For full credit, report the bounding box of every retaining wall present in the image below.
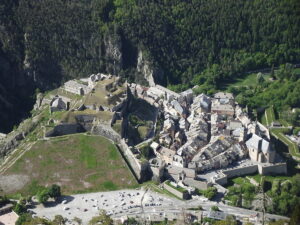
[222,165,258,178]
[163,182,189,200]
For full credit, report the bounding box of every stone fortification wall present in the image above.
[46,124,85,137]
[214,175,228,186]
[91,123,147,182]
[118,139,143,181]
[162,182,189,200]
[91,124,121,143]
[214,162,287,186]
[222,165,258,178]
[258,163,287,175]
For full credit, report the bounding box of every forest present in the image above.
[0,0,300,131]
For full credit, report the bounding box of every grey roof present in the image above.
[167,165,196,178]
[51,97,66,109]
[261,139,270,153]
[214,92,234,100]
[232,127,244,137]
[246,134,270,153]
[246,134,261,150]
[206,211,227,220]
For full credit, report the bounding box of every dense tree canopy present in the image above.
[114,0,300,86]
[1,0,299,85]
[0,0,300,131]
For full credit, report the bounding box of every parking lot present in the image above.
[31,188,183,224]
[30,187,289,224]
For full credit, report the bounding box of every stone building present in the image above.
[64,80,92,96]
[50,96,68,112]
[246,134,275,163]
[211,99,235,116]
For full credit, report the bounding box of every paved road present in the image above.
[31,189,288,225]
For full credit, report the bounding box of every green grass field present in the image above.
[247,174,292,183]
[223,72,271,91]
[260,112,267,126]
[293,68,300,75]
[3,134,138,195]
[265,106,276,126]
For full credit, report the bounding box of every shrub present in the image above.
[211,206,219,211]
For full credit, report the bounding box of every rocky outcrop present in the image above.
[0,115,39,158]
[136,50,164,86]
[104,31,123,75]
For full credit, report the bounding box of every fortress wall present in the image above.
[258,163,287,175]
[91,123,144,182]
[214,176,228,186]
[222,165,258,178]
[90,124,121,143]
[214,163,287,186]
[162,182,188,199]
[45,124,84,137]
[118,139,143,181]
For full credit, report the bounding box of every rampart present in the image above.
[90,123,146,182]
[258,163,287,175]
[214,162,287,186]
[163,182,189,200]
[46,124,85,137]
[222,165,258,178]
[91,123,121,143]
[118,139,147,182]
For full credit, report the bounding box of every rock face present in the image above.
[0,130,27,158]
[136,50,155,86]
[136,50,164,86]
[104,32,123,75]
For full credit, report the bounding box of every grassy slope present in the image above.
[222,73,271,90]
[4,134,138,195]
[271,128,300,159]
[265,106,275,126]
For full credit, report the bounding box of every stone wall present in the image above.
[46,124,85,137]
[91,124,121,143]
[214,175,228,186]
[163,182,189,200]
[91,123,148,182]
[214,162,287,186]
[222,165,258,178]
[258,163,287,175]
[118,139,143,181]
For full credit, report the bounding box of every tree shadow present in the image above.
[29,195,75,208]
